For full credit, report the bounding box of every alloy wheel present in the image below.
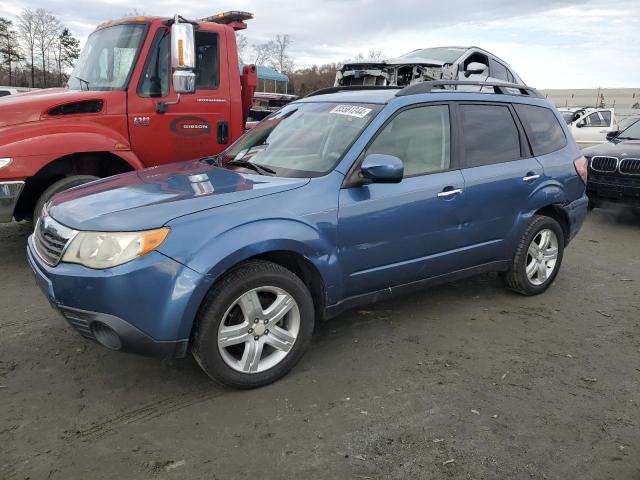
[525,228,559,286]
[217,286,300,373]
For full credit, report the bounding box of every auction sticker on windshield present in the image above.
[330,105,373,118]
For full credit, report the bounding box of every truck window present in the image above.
[489,58,509,81]
[138,30,170,97]
[195,32,219,90]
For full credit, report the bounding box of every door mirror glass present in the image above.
[465,62,487,77]
[360,154,404,184]
[171,22,196,94]
[171,23,195,69]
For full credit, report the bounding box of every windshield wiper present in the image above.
[226,160,276,175]
[70,75,91,91]
[200,154,221,165]
[617,136,639,140]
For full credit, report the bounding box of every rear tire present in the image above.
[33,175,99,224]
[501,215,564,296]
[192,260,315,388]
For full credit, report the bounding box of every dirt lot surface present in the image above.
[1,209,639,480]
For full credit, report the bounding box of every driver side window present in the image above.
[364,106,451,177]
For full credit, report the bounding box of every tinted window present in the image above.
[138,30,169,97]
[365,105,451,176]
[195,32,219,89]
[489,59,509,81]
[460,104,521,167]
[514,104,567,156]
[0,91,10,97]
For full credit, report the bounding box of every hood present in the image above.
[48,160,310,231]
[0,88,105,128]
[583,138,640,158]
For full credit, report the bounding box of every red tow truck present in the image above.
[0,11,257,223]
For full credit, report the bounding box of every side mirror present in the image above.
[464,62,487,77]
[171,21,196,94]
[576,120,585,128]
[606,130,619,141]
[360,154,404,184]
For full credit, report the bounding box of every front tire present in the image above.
[33,175,99,224]
[192,260,315,388]
[502,215,564,296]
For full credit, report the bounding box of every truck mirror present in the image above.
[171,22,196,70]
[171,20,196,94]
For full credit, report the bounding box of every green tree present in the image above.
[54,28,80,85]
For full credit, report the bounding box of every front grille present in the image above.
[620,158,640,175]
[33,214,76,266]
[589,173,640,187]
[590,156,618,173]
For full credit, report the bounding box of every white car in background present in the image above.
[0,88,19,98]
[558,107,618,148]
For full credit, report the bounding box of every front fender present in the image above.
[0,122,142,179]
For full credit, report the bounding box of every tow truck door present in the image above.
[128,27,232,167]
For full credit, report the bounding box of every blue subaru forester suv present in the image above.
[28,81,589,388]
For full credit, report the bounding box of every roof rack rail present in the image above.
[305,85,400,98]
[396,81,542,98]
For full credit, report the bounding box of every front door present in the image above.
[338,104,469,298]
[128,28,231,167]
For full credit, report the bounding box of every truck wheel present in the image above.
[501,215,565,296]
[192,260,315,388]
[33,175,99,224]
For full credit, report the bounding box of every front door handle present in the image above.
[217,120,229,144]
[437,188,463,198]
[522,174,540,182]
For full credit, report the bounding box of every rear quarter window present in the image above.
[514,104,567,156]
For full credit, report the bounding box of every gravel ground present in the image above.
[1,208,639,480]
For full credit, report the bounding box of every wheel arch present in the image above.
[14,151,137,221]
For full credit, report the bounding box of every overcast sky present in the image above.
[1,0,638,88]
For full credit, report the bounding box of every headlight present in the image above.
[62,228,170,269]
[0,158,13,169]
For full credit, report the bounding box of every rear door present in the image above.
[454,102,543,264]
[128,27,231,167]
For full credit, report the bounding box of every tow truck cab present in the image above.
[0,12,257,223]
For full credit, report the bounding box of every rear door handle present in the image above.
[522,174,540,182]
[437,188,463,198]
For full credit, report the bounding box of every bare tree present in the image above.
[252,42,273,66]
[34,8,62,87]
[269,34,293,73]
[368,50,385,60]
[236,33,248,64]
[17,9,37,87]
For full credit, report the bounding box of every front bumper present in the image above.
[0,181,24,222]
[587,172,640,206]
[26,236,210,358]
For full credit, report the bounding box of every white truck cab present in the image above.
[559,107,618,148]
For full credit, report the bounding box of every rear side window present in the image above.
[365,105,451,177]
[514,104,567,156]
[195,32,219,89]
[459,104,521,167]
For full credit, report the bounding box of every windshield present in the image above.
[399,47,466,63]
[618,116,639,131]
[67,24,147,91]
[221,102,382,177]
[618,120,640,140]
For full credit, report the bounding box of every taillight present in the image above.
[574,156,588,183]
